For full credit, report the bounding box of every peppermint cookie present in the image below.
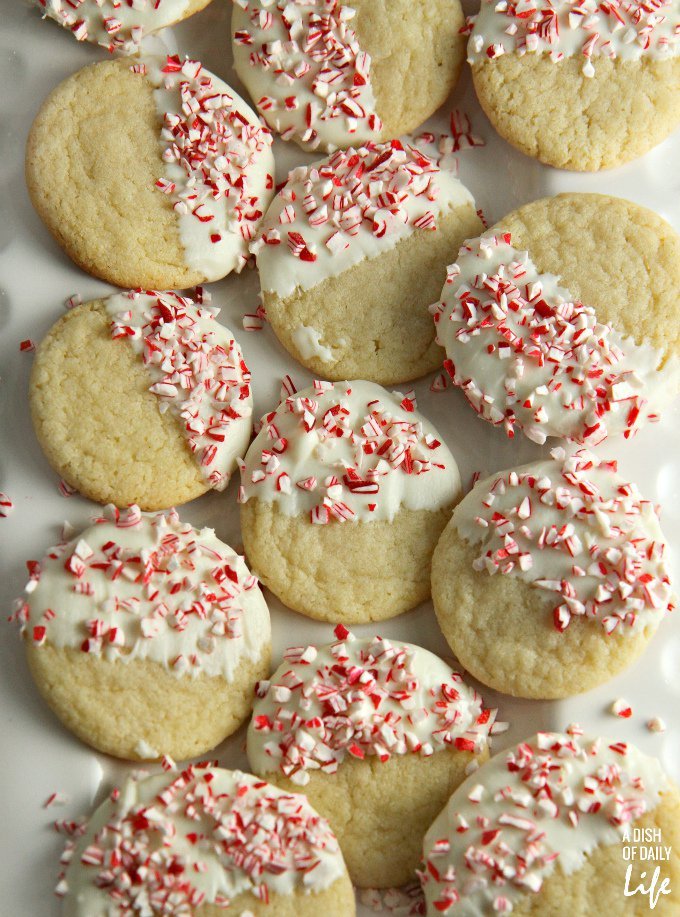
[255,143,482,384]
[59,764,355,915]
[433,193,680,445]
[468,0,680,170]
[232,0,466,152]
[30,290,252,510]
[240,380,461,623]
[35,0,212,54]
[421,730,680,915]
[26,56,274,289]
[431,449,674,699]
[247,631,493,888]
[13,506,271,761]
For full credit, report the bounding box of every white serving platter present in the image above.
[1,1,679,913]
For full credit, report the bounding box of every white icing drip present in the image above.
[468,0,680,77]
[238,380,461,523]
[143,55,275,279]
[231,0,382,152]
[454,449,674,636]
[421,731,672,915]
[19,507,271,680]
[253,142,475,301]
[37,0,190,53]
[62,766,346,914]
[247,635,490,785]
[291,325,335,362]
[105,290,253,491]
[433,232,678,445]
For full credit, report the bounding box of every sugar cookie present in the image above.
[468,0,680,170]
[34,0,212,54]
[13,506,271,761]
[247,630,492,888]
[422,729,680,915]
[254,142,482,384]
[30,290,252,510]
[26,56,274,289]
[232,0,466,152]
[431,449,674,698]
[59,763,355,915]
[433,193,680,445]
[240,380,461,623]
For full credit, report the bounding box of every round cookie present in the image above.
[431,449,674,699]
[35,0,213,54]
[239,380,462,623]
[468,0,680,171]
[13,505,271,761]
[433,193,680,446]
[421,729,680,915]
[26,56,274,289]
[254,142,482,384]
[247,630,493,888]
[58,763,355,915]
[30,289,253,510]
[232,0,466,153]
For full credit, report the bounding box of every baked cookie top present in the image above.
[35,0,208,54]
[421,728,672,914]
[468,0,680,77]
[253,141,474,301]
[59,764,346,912]
[453,447,674,636]
[12,505,270,680]
[433,230,678,445]
[238,380,460,523]
[248,628,493,785]
[232,0,382,151]
[107,289,252,491]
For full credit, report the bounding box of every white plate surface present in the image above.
[1,1,679,914]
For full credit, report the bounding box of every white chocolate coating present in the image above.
[144,55,274,280]
[433,231,678,446]
[454,448,674,636]
[61,765,346,914]
[248,633,491,785]
[254,142,475,301]
[238,380,461,524]
[232,0,381,152]
[16,506,271,680]
[105,290,253,492]
[468,0,680,77]
[422,730,672,915]
[36,0,191,53]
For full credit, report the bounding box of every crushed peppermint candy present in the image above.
[58,765,346,911]
[19,339,35,353]
[433,231,677,445]
[421,731,672,914]
[231,0,382,151]
[10,504,269,680]
[248,629,494,786]
[0,492,14,517]
[254,141,475,301]
[142,55,274,279]
[238,380,459,524]
[647,716,667,733]
[610,698,633,718]
[468,0,680,78]
[414,110,486,173]
[35,0,195,54]
[106,289,252,491]
[360,882,425,915]
[454,448,675,635]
